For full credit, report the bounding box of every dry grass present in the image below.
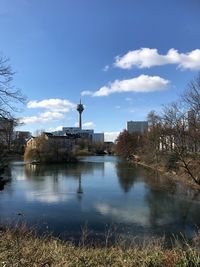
[0,225,200,267]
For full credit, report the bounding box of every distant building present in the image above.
[15,131,31,139]
[127,121,148,134]
[14,131,31,145]
[12,131,32,152]
[64,127,94,140]
[26,137,36,149]
[26,132,76,150]
[44,132,76,149]
[92,133,104,143]
[53,127,94,140]
[51,101,104,143]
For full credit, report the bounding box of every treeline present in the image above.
[116,74,200,186]
[73,139,115,156]
[24,132,115,164]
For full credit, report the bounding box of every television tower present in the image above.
[77,99,84,129]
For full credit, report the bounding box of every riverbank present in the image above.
[0,153,23,186]
[130,156,200,190]
[0,152,23,171]
[0,227,200,267]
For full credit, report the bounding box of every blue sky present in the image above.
[1,0,200,141]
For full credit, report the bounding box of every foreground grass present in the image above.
[0,227,200,267]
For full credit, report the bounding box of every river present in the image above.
[0,156,200,243]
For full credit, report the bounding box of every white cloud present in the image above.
[83,122,95,128]
[20,111,64,124]
[27,98,76,112]
[103,65,109,71]
[21,98,76,125]
[114,48,200,70]
[81,75,169,97]
[115,105,121,109]
[47,125,64,132]
[74,121,95,128]
[94,202,150,226]
[125,97,132,102]
[81,90,93,96]
[104,131,120,142]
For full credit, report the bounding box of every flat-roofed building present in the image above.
[26,132,76,150]
[127,121,148,134]
[50,101,103,143]
[53,127,94,141]
[92,133,104,143]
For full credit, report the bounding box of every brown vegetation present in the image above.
[73,139,115,156]
[24,134,77,164]
[116,74,200,186]
[0,226,200,267]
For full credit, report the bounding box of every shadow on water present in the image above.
[0,181,7,191]
[115,159,200,241]
[116,159,177,193]
[116,160,138,193]
[24,160,105,180]
[0,167,11,191]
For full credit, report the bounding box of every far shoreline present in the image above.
[129,157,200,191]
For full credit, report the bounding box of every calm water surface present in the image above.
[1,156,200,242]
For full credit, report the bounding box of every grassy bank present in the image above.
[129,153,200,190]
[1,227,200,267]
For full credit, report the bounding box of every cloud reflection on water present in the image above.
[26,192,71,204]
[94,202,150,226]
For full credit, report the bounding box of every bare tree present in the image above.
[0,56,25,119]
[0,56,25,168]
[183,73,200,113]
[182,73,200,153]
[147,110,162,163]
[162,102,200,185]
[116,130,144,159]
[0,118,17,150]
